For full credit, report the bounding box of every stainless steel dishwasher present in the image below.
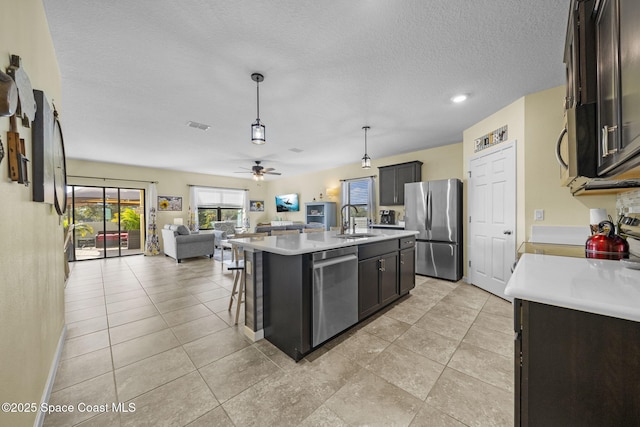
[311,246,359,347]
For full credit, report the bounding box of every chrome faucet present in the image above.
[340,204,359,234]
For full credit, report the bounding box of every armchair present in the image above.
[161,224,215,263]
[211,221,237,259]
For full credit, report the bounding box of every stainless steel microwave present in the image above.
[556,103,598,186]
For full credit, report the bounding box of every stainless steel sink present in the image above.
[334,233,377,238]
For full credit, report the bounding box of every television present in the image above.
[275,193,300,212]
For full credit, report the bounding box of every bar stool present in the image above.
[226,232,268,325]
[226,244,245,325]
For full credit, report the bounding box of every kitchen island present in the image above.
[505,254,640,426]
[230,229,418,361]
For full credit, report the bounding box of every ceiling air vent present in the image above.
[289,148,303,153]
[186,121,210,131]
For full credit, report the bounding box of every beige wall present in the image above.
[69,144,463,236]
[523,86,616,232]
[462,85,617,277]
[264,143,464,224]
[0,0,64,425]
[66,160,270,246]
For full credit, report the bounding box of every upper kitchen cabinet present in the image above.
[564,0,597,110]
[557,0,599,187]
[596,0,640,177]
[379,161,422,205]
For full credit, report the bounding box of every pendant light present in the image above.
[361,126,371,169]
[250,73,266,145]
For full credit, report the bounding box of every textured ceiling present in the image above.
[42,0,568,180]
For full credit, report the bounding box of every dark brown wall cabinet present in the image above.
[596,0,640,177]
[564,0,597,109]
[558,0,599,186]
[514,298,640,426]
[379,161,422,205]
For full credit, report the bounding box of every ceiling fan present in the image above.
[236,160,281,180]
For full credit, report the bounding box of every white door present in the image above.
[468,141,516,300]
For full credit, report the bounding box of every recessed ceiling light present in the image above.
[451,94,468,103]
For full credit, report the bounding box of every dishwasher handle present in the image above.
[312,254,357,269]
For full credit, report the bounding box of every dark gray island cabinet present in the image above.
[234,230,417,361]
[358,236,415,319]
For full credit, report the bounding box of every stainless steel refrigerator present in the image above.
[404,179,462,281]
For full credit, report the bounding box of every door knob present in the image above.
[503,230,512,235]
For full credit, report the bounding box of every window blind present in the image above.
[196,187,244,208]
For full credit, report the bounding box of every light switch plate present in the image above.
[534,209,544,221]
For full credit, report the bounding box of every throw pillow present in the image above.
[176,224,190,235]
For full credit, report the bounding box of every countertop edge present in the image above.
[505,253,640,323]
[229,230,419,256]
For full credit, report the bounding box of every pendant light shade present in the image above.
[251,73,266,145]
[361,126,371,169]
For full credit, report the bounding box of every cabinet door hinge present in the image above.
[469,216,471,223]
[468,260,471,267]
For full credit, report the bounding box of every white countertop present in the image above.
[505,253,640,322]
[229,229,418,256]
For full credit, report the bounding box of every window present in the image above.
[192,187,246,230]
[341,177,376,227]
[66,185,145,261]
[197,207,241,229]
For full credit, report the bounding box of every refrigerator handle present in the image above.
[427,190,432,231]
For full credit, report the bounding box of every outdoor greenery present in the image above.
[69,206,141,231]
[63,218,94,237]
[114,208,141,231]
[198,208,241,230]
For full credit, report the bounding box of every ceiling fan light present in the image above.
[251,119,265,145]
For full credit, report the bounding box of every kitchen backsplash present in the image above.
[617,189,640,214]
[617,189,640,257]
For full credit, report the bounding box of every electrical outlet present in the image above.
[534,209,544,221]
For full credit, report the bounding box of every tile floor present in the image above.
[44,254,514,427]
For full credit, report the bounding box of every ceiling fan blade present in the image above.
[262,167,276,172]
[265,171,282,175]
[234,171,253,174]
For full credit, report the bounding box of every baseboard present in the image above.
[243,325,264,342]
[34,324,66,427]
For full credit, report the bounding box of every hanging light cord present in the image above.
[256,80,260,121]
[364,127,368,155]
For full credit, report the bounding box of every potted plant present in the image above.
[117,208,141,249]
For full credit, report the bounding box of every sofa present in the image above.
[161,224,215,263]
[254,222,324,235]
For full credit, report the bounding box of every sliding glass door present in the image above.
[67,186,145,261]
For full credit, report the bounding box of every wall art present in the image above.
[250,200,264,212]
[158,195,182,211]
